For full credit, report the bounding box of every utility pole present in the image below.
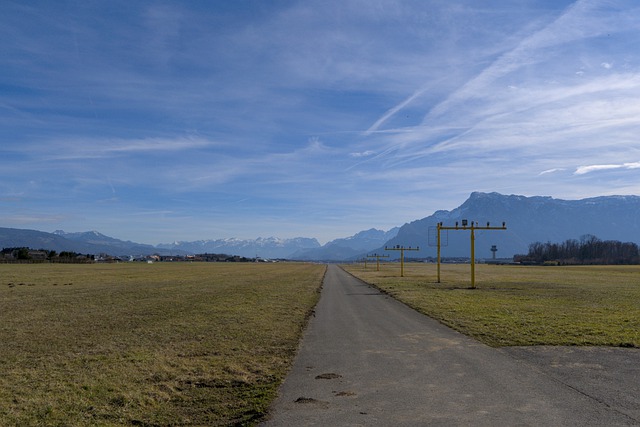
[367,253,389,271]
[384,245,419,277]
[436,221,506,288]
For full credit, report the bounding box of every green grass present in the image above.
[343,263,640,348]
[0,262,325,426]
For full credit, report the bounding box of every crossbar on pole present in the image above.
[436,221,507,288]
[384,245,420,277]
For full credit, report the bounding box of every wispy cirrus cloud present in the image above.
[539,168,566,176]
[3,1,640,244]
[575,162,640,175]
[421,0,639,123]
[350,150,375,158]
[358,0,640,193]
[20,136,221,161]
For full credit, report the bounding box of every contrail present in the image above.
[423,0,601,123]
[364,86,429,135]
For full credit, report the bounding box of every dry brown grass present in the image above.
[0,262,325,426]
[343,262,640,347]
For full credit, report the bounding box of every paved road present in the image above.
[262,265,639,426]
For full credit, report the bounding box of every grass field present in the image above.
[343,262,640,348]
[4,261,638,425]
[0,262,325,426]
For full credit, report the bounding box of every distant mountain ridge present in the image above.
[2,192,640,260]
[155,237,321,259]
[379,192,640,259]
[0,227,380,259]
[291,228,399,261]
[0,229,323,259]
[0,228,174,256]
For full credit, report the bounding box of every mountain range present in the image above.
[379,192,640,259]
[2,192,640,260]
[290,228,399,261]
[155,237,321,259]
[0,229,182,256]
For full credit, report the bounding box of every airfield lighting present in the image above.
[436,221,507,288]
[367,253,390,271]
[384,245,420,277]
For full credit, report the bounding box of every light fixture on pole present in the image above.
[436,221,507,288]
[384,245,420,277]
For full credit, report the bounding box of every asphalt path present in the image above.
[261,264,639,426]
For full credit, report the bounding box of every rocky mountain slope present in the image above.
[380,192,640,259]
[291,228,399,261]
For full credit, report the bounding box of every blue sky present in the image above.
[2,0,640,245]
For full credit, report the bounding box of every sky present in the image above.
[2,0,640,245]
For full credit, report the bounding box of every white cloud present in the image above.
[350,150,375,158]
[575,164,623,174]
[539,168,566,175]
[575,162,640,175]
[3,1,640,244]
[365,86,429,135]
[420,0,640,124]
[22,136,221,162]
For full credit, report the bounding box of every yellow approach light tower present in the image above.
[367,253,389,271]
[436,221,506,288]
[384,245,419,277]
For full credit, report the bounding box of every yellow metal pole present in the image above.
[384,246,419,277]
[367,254,389,271]
[437,221,506,287]
[437,223,441,283]
[470,224,475,288]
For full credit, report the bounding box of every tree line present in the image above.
[0,247,94,263]
[0,247,265,264]
[514,235,640,265]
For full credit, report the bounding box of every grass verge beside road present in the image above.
[342,263,640,348]
[0,262,325,426]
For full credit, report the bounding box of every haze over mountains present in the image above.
[291,228,400,261]
[380,192,640,259]
[156,237,321,259]
[2,192,640,260]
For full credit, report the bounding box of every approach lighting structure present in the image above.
[436,221,506,288]
[367,253,390,271]
[384,245,420,277]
